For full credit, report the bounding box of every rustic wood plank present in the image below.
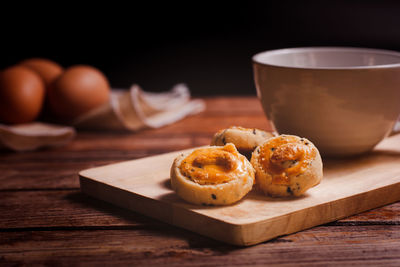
[66,134,194,151]
[1,226,400,266]
[0,190,156,229]
[0,140,209,190]
[338,202,400,223]
[202,97,264,115]
[1,189,399,231]
[150,115,272,136]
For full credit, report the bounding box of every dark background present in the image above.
[2,1,400,96]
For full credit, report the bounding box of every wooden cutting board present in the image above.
[79,134,400,246]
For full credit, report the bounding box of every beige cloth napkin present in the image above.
[74,83,205,131]
[0,84,205,151]
[0,122,76,151]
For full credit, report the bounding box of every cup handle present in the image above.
[389,119,400,136]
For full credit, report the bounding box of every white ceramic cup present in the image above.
[252,47,400,156]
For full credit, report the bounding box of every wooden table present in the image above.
[1,97,400,266]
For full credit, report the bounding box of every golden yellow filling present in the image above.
[258,135,316,185]
[179,144,247,185]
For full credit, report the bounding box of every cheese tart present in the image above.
[251,135,323,197]
[170,143,255,206]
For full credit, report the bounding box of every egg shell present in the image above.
[0,66,45,124]
[19,58,64,87]
[48,65,110,121]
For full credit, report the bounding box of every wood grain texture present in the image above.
[0,190,152,229]
[0,97,399,264]
[1,190,399,230]
[2,226,400,266]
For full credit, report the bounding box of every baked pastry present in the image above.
[170,143,255,205]
[251,135,323,197]
[211,126,275,158]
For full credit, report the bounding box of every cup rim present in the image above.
[252,47,400,70]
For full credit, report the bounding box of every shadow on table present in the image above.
[66,191,257,251]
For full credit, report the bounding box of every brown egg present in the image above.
[19,58,64,87]
[48,65,110,121]
[0,66,45,124]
